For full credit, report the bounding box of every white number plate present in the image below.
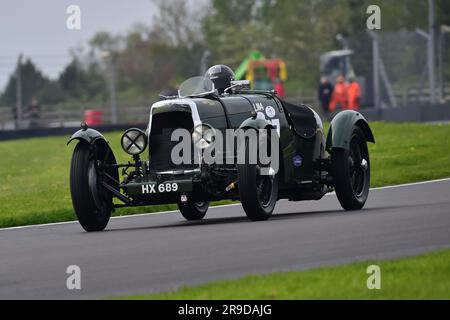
[141,183,179,194]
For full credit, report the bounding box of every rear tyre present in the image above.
[178,201,209,221]
[331,126,370,210]
[70,143,112,232]
[237,131,279,221]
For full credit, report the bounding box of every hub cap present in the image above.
[348,136,368,197]
[256,166,274,208]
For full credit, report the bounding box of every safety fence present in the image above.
[1,83,450,131]
[347,29,450,109]
[288,83,450,109]
[0,103,151,131]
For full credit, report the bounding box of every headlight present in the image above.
[121,128,148,155]
[192,124,215,150]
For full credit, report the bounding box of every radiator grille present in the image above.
[149,111,196,171]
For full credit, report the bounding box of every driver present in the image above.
[205,65,235,94]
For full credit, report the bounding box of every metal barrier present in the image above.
[0,103,152,131]
[1,84,450,133]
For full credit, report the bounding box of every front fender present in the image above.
[326,110,375,152]
[239,117,273,130]
[67,128,108,146]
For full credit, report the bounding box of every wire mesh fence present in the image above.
[348,29,450,109]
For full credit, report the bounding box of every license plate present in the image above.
[141,182,179,194]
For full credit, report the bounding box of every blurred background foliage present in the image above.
[1,0,449,107]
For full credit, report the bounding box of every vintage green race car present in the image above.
[68,74,374,232]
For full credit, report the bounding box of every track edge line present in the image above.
[1,177,449,231]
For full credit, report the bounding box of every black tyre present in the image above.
[178,201,209,221]
[237,131,279,221]
[331,126,370,210]
[70,143,113,232]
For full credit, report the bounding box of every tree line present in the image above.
[1,0,449,108]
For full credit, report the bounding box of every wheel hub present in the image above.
[361,159,368,171]
[88,161,104,211]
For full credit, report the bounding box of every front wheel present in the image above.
[70,143,114,232]
[237,134,279,221]
[331,126,371,210]
[178,201,209,221]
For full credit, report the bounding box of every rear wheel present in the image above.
[178,201,209,221]
[331,126,370,210]
[237,131,279,221]
[70,143,114,232]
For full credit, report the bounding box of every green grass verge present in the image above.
[0,122,449,228]
[123,249,450,300]
[0,131,234,228]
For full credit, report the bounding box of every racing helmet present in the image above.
[205,65,235,94]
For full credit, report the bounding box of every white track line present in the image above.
[371,177,450,190]
[0,203,242,231]
[1,177,450,232]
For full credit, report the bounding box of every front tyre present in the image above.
[238,135,279,221]
[331,126,370,210]
[70,143,112,232]
[178,201,209,221]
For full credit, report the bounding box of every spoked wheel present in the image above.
[70,142,117,232]
[238,130,279,221]
[178,201,209,221]
[256,174,275,209]
[332,126,370,210]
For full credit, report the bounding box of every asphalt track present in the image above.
[1,179,450,299]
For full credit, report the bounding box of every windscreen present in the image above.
[178,76,215,98]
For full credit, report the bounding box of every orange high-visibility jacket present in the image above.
[348,82,361,110]
[329,82,348,111]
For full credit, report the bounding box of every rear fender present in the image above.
[326,110,375,152]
